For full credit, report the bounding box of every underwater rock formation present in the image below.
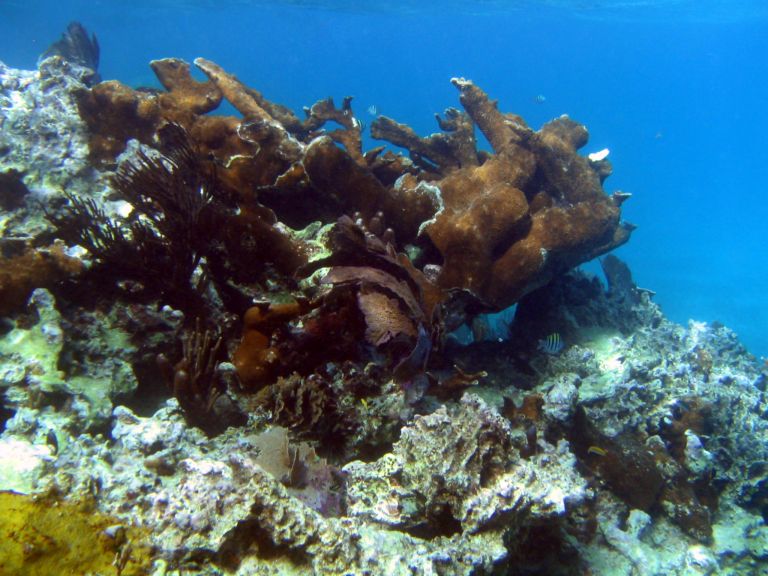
[0,288,138,428]
[0,57,98,197]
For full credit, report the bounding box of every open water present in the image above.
[2,0,767,357]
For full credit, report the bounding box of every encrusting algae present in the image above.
[0,491,152,576]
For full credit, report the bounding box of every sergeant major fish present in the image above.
[537,332,564,355]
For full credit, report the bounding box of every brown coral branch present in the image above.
[194,57,304,163]
[450,77,532,156]
[194,57,275,121]
[150,58,223,115]
[303,96,364,164]
[371,107,478,173]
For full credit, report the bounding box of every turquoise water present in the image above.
[2,0,767,357]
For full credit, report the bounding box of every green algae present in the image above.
[0,491,152,575]
[0,289,137,426]
[0,289,65,393]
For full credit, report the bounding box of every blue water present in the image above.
[2,0,767,358]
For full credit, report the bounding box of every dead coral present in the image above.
[345,394,588,540]
[573,405,715,542]
[657,396,714,462]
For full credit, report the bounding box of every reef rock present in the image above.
[2,398,573,575]
[0,57,96,197]
[345,394,588,543]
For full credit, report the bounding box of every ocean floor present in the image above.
[1,55,768,576]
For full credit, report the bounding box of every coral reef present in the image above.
[1,53,767,576]
[75,57,631,311]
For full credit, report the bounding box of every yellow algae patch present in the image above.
[0,491,152,576]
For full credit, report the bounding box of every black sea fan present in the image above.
[48,124,225,313]
[39,21,100,84]
[112,125,215,283]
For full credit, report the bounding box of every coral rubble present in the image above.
[1,54,767,576]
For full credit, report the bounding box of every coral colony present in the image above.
[1,26,768,576]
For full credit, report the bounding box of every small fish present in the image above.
[587,445,608,457]
[46,429,58,455]
[533,94,546,104]
[352,117,366,132]
[537,332,564,355]
[360,397,369,409]
[367,104,378,116]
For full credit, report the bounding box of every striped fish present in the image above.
[537,332,564,355]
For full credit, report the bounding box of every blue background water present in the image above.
[2,0,767,358]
